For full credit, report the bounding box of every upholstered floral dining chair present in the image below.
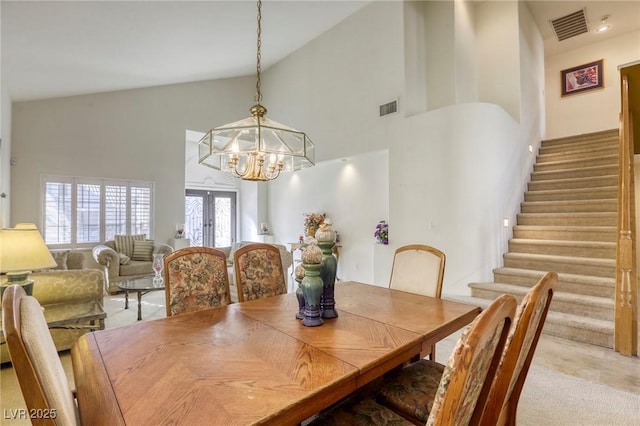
[164,247,232,316]
[309,294,517,426]
[233,243,287,302]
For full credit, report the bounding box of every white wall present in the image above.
[0,0,10,228]
[268,150,389,285]
[11,77,253,244]
[476,0,521,121]
[389,104,533,294]
[261,1,405,163]
[423,1,456,110]
[263,1,545,295]
[545,30,640,139]
[0,84,10,228]
[454,0,478,104]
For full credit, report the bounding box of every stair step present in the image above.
[520,199,617,213]
[536,145,619,164]
[543,312,613,348]
[528,175,618,191]
[533,154,618,172]
[516,212,616,227]
[444,294,614,347]
[462,129,622,350]
[513,225,616,241]
[493,267,614,298]
[503,252,615,278]
[508,238,616,259]
[541,129,619,147]
[524,187,617,202]
[539,137,618,155]
[531,164,618,181]
[468,282,613,321]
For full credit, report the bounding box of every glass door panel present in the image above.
[185,190,236,247]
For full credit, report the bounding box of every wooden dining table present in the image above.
[71,281,481,425]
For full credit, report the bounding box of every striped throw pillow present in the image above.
[132,240,155,261]
[114,234,145,257]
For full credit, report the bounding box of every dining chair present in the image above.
[389,244,446,360]
[233,242,287,302]
[309,294,517,426]
[477,271,557,426]
[164,246,232,316]
[376,273,557,426]
[2,284,79,426]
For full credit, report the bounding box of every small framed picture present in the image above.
[561,59,604,96]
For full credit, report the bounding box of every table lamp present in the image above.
[0,223,56,297]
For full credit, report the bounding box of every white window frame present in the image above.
[41,175,155,249]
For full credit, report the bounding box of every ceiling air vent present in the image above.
[379,100,398,117]
[550,8,589,42]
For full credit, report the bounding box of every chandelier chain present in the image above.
[254,0,263,105]
[197,0,314,181]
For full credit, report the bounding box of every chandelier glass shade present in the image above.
[198,104,315,181]
[198,0,315,181]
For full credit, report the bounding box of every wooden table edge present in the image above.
[71,333,125,425]
[255,371,359,425]
[421,306,482,354]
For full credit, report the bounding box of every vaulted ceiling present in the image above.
[2,1,638,102]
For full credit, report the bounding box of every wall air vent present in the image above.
[379,100,398,117]
[550,9,589,42]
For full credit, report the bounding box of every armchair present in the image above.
[93,239,173,293]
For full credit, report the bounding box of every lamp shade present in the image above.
[0,224,56,272]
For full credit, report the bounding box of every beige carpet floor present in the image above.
[1,291,639,425]
[436,337,640,426]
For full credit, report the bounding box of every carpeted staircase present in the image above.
[468,129,619,348]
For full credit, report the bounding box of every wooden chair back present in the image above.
[389,244,446,359]
[233,243,287,303]
[427,294,517,426]
[2,285,79,426]
[478,272,557,426]
[389,244,445,299]
[164,246,231,316]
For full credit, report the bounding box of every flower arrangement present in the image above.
[374,220,389,245]
[303,213,325,237]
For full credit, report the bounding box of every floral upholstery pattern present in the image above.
[235,245,287,302]
[311,396,413,426]
[427,317,504,426]
[165,249,231,316]
[375,359,446,422]
[505,290,549,399]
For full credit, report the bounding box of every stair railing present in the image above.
[615,73,638,356]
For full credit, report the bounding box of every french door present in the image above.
[184,189,236,247]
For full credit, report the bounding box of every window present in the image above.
[42,175,154,247]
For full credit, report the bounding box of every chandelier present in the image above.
[198,0,315,181]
